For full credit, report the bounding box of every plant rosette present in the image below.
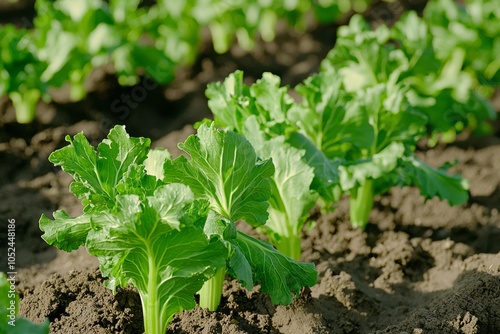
[40,123,317,333]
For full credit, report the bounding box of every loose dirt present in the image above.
[4,124,500,334]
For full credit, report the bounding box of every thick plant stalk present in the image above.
[69,70,87,101]
[10,90,41,124]
[141,261,163,334]
[349,178,374,229]
[70,82,86,102]
[198,266,226,311]
[276,233,302,261]
[267,209,303,261]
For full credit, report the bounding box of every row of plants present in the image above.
[36,8,497,328]
[7,0,497,333]
[205,3,497,255]
[36,77,472,331]
[3,0,498,125]
[0,0,371,124]
[322,3,499,147]
[423,0,500,95]
[206,69,469,255]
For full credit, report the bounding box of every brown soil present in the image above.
[9,132,500,334]
[1,2,500,333]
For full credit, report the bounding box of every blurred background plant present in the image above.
[0,0,371,123]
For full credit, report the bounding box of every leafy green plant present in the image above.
[424,0,500,94]
[290,72,470,228]
[39,126,227,333]
[321,13,496,146]
[34,0,174,94]
[392,11,497,140]
[2,0,370,123]
[39,124,317,332]
[206,70,339,203]
[0,25,47,123]
[147,0,371,55]
[206,71,337,259]
[207,70,470,231]
[243,121,318,260]
[163,123,317,308]
[0,272,49,333]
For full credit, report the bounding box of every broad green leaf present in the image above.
[131,45,175,84]
[48,125,151,213]
[227,244,254,290]
[39,27,76,82]
[401,156,470,205]
[248,72,295,126]
[392,11,432,54]
[207,70,293,135]
[110,0,142,22]
[321,15,403,91]
[115,164,159,199]
[354,84,426,152]
[202,212,254,289]
[230,232,317,305]
[290,72,373,160]
[206,70,252,133]
[164,123,274,227]
[339,142,405,192]
[287,131,340,203]
[144,148,171,180]
[56,0,102,22]
[147,184,195,230]
[87,23,121,54]
[86,185,228,333]
[242,117,318,245]
[40,210,91,252]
